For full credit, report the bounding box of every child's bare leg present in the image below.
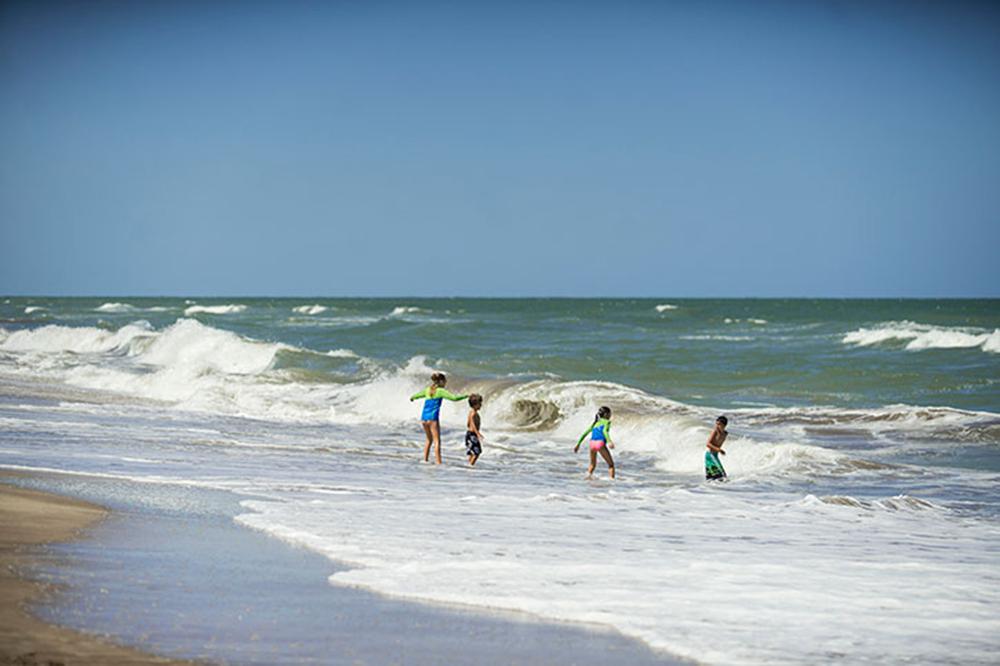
[599,446,616,479]
[422,421,434,462]
[587,448,597,478]
[430,421,442,464]
[469,453,479,466]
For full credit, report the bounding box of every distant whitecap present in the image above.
[184,304,247,316]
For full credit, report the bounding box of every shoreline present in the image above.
[1,472,683,665]
[0,482,192,665]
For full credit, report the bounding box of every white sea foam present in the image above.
[0,319,311,415]
[654,304,678,312]
[476,379,869,479]
[293,305,328,315]
[96,302,136,313]
[0,321,155,354]
[0,321,316,418]
[3,318,991,463]
[4,389,996,665]
[138,318,279,375]
[24,306,46,314]
[236,473,1000,665]
[96,303,173,314]
[183,304,247,316]
[390,306,426,316]
[844,321,1000,353]
[984,331,1000,353]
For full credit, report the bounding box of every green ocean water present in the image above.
[4,297,997,412]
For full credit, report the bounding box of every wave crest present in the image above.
[96,302,136,313]
[184,304,247,316]
[844,321,1000,354]
[293,305,328,315]
[390,306,426,316]
[504,398,562,430]
[0,321,155,355]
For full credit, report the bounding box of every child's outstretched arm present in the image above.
[574,427,590,452]
[434,388,468,401]
[410,388,428,402]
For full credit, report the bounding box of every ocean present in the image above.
[1,297,998,664]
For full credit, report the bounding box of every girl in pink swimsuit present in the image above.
[574,406,616,479]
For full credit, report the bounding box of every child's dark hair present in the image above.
[717,415,728,426]
[468,393,483,408]
[427,372,447,397]
[593,405,611,423]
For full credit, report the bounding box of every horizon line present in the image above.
[4,294,999,301]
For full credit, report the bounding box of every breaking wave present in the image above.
[292,305,329,315]
[390,306,427,316]
[844,321,1000,354]
[0,321,155,354]
[184,304,248,316]
[807,494,942,512]
[2,319,997,477]
[96,302,136,313]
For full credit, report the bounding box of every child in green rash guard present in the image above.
[574,406,616,479]
[705,415,729,480]
[409,372,468,464]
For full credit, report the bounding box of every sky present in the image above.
[1,0,999,297]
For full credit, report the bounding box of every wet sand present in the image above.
[0,483,190,665]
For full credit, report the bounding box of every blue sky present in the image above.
[2,0,998,297]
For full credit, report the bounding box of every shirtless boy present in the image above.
[705,415,729,480]
[465,394,484,466]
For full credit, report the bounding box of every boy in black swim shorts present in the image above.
[465,394,484,466]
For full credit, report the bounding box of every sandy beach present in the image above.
[0,482,189,666]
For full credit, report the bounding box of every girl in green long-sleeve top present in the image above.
[410,372,468,464]
[574,405,616,479]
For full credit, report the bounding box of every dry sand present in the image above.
[0,483,193,666]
